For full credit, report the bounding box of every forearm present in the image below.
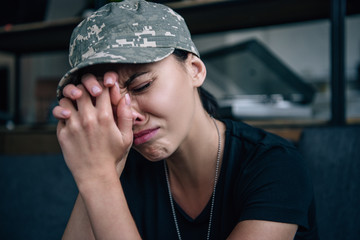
[57,79,137,239]
[62,194,95,240]
[77,168,141,240]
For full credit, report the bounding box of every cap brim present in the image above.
[57,47,175,100]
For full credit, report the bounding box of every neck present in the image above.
[167,113,221,184]
[165,114,224,219]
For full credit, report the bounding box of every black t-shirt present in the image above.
[121,119,319,239]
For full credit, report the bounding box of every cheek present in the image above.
[137,77,193,119]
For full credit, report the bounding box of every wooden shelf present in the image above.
[0,17,82,54]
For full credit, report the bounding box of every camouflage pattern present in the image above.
[57,0,199,99]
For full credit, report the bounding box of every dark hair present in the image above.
[172,49,219,117]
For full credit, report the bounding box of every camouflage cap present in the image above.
[57,0,199,99]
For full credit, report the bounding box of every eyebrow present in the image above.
[124,72,149,88]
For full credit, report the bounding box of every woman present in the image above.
[53,0,318,239]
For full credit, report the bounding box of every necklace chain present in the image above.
[164,117,221,240]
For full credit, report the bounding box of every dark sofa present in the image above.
[0,154,77,240]
[297,125,360,240]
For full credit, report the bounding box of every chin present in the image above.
[134,144,171,162]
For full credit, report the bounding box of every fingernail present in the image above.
[105,76,113,85]
[61,110,70,117]
[71,89,79,97]
[125,93,131,106]
[92,86,101,94]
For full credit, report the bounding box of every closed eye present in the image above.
[131,80,153,93]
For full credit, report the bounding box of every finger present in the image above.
[104,71,121,105]
[96,81,113,114]
[59,97,77,112]
[76,84,95,115]
[56,117,66,137]
[62,84,83,100]
[52,105,71,120]
[109,81,121,106]
[81,73,103,97]
[116,93,133,140]
[103,71,118,87]
[56,98,77,124]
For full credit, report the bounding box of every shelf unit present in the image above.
[1,0,359,52]
[0,0,359,153]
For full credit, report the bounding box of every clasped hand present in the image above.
[53,72,133,184]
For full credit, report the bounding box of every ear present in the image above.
[187,54,207,87]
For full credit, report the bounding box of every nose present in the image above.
[132,111,145,126]
[129,97,146,126]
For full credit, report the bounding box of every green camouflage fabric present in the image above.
[57,0,199,100]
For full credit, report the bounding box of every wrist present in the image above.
[76,166,120,196]
[73,167,140,239]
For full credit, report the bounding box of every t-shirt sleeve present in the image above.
[236,145,314,230]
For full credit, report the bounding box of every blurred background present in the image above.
[0,0,359,130]
[0,1,360,239]
[0,0,359,132]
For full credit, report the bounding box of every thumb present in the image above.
[116,93,133,142]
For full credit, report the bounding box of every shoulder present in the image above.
[222,118,295,150]
[221,119,307,185]
[221,119,301,169]
[220,119,315,232]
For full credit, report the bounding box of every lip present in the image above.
[133,128,159,146]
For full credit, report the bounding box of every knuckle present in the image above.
[66,120,81,133]
[98,110,113,124]
[81,115,96,130]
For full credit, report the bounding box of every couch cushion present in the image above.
[0,154,77,240]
